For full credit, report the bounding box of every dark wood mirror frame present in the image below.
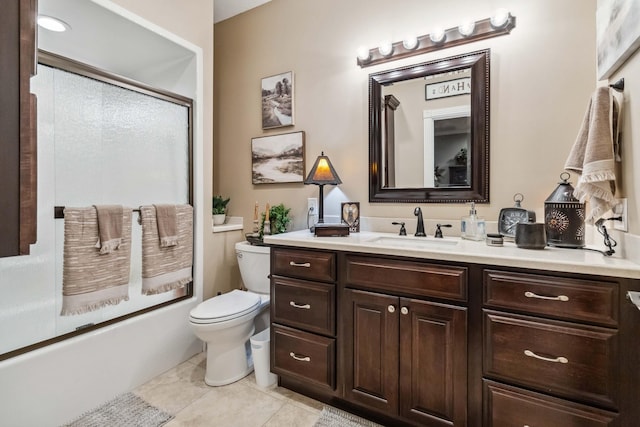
[369,49,490,203]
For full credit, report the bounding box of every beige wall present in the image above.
[613,41,640,234]
[111,0,217,296]
[214,0,639,236]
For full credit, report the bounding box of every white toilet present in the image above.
[189,241,271,386]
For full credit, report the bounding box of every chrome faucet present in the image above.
[414,207,426,237]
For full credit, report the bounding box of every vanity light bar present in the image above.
[357,13,516,68]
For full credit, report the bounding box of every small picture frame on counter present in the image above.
[341,202,360,233]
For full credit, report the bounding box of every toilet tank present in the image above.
[235,241,270,294]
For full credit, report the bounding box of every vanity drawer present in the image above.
[483,311,618,408]
[272,276,335,336]
[271,324,335,390]
[484,270,618,326]
[484,380,618,427]
[272,248,336,282]
[343,254,467,301]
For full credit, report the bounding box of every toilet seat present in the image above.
[189,289,261,324]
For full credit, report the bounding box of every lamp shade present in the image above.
[304,152,342,185]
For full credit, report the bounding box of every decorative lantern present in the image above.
[544,172,585,248]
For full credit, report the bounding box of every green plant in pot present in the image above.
[259,203,291,238]
[455,147,468,165]
[212,195,230,225]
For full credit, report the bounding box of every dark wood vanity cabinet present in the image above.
[343,289,467,426]
[270,248,338,393]
[342,254,468,426]
[269,244,640,426]
[482,269,622,426]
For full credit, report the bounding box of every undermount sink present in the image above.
[367,235,459,250]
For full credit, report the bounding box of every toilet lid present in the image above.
[189,289,261,324]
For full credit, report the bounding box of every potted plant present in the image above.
[259,203,291,237]
[455,147,468,165]
[212,195,230,225]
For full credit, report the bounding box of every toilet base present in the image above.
[204,335,254,386]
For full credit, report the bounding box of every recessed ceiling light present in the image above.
[37,15,71,32]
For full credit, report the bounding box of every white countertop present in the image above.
[264,230,640,279]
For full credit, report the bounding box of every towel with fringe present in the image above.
[61,207,132,315]
[565,86,623,223]
[154,204,178,247]
[140,204,193,295]
[94,204,124,254]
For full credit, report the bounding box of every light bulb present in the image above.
[37,15,70,32]
[458,20,475,37]
[402,35,418,50]
[357,46,370,61]
[378,40,393,56]
[491,8,510,28]
[429,28,446,43]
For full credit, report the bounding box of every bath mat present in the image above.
[62,392,173,427]
[314,406,383,427]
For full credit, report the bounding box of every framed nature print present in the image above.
[252,131,305,184]
[261,71,294,129]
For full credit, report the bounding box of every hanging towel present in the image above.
[564,86,623,223]
[140,204,193,295]
[61,207,132,315]
[94,204,124,254]
[154,204,178,247]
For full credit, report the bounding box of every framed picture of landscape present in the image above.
[251,131,305,184]
[261,71,294,129]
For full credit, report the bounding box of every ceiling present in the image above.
[35,0,270,90]
[214,0,271,24]
[37,0,196,95]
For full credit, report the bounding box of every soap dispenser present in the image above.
[461,202,485,241]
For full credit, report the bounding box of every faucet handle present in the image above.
[392,221,407,236]
[434,223,452,238]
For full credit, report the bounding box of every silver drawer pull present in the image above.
[289,301,311,309]
[289,352,311,362]
[524,349,568,364]
[525,291,569,302]
[289,261,311,268]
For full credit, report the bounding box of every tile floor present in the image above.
[133,352,323,426]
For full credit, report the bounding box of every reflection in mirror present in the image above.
[426,105,471,188]
[369,49,489,203]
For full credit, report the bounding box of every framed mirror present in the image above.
[369,49,490,203]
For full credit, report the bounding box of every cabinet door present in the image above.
[343,288,399,414]
[399,298,468,426]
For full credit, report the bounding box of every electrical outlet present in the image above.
[307,197,318,214]
[613,198,628,232]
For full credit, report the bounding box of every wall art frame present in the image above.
[341,202,360,232]
[425,77,471,100]
[251,130,305,184]
[261,71,294,129]
[597,0,640,79]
